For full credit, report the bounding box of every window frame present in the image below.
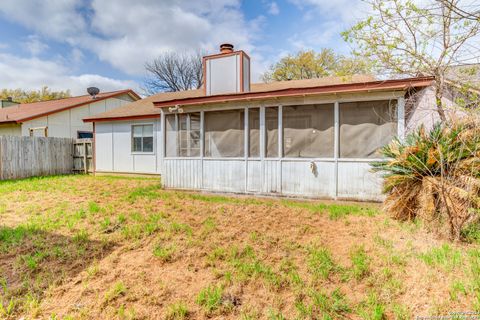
[131,123,155,154]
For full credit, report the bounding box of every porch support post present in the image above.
[397,96,406,141]
[244,107,249,192]
[200,111,205,189]
[334,101,339,199]
[278,105,283,193]
[260,106,266,193]
[159,111,166,186]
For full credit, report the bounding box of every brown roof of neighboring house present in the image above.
[0,89,140,124]
[84,75,434,122]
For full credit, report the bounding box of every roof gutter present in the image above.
[153,76,435,108]
[83,113,160,123]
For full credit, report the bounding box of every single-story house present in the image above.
[0,89,140,138]
[84,44,443,201]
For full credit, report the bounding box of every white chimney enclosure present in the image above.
[203,45,250,96]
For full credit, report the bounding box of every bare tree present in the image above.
[436,0,480,21]
[343,0,480,121]
[143,51,204,94]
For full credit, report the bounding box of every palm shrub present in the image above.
[371,116,480,240]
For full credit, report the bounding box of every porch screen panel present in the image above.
[283,104,334,158]
[166,113,200,157]
[339,100,397,158]
[249,108,260,157]
[266,107,278,157]
[205,110,245,157]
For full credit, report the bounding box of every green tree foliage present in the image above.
[0,86,71,103]
[342,0,480,120]
[262,49,373,82]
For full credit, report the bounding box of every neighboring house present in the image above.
[85,44,441,201]
[0,89,140,138]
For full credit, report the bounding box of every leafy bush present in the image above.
[372,117,480,240]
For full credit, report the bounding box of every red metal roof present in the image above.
[0,89,140,124]
[153,76,434,108]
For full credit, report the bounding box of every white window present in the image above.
[132,124,154,153]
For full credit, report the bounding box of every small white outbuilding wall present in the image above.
[95,119,161,175]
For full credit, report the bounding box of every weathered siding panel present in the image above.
[264,160,280,193]
[163,159,201,189]
[203,160,245,192]
[337,161,383,201]
[281,161,335,197]
[247,160,261,192]
[112,122,133,172]
[95,122,113,172]
[134,155,157,174]
[0,136,73,180]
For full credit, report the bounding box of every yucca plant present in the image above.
[371,116,480,240]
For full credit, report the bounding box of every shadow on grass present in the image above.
[0,224,115,317]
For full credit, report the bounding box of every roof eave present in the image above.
[83,114,160,123]
[153,77,435,108]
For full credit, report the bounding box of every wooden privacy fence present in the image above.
[0,136,74,180]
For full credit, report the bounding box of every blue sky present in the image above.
[0,0,369,95]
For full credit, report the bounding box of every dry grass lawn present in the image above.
[0,175,479,319]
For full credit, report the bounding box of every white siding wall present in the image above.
[21,95,134,138]
[0,124,22,136]
[406,86,458,133]
[95,119,161,175]
[206,55,241,95]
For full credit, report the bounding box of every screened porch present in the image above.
[159,95,405,201]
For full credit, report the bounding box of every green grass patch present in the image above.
[349,246,371,280]
[309,288,351,319]
[307,246,337,280]
[0,225,37,252]
[229,246,283,288]
[165,301,189,320]
[419,244,463,271]
[357,292,386,320]
[153,243,176,262]
[126,185,164,202]
[104,282,127,303]
[196,284,224,314]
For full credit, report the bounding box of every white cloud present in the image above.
[0,0,266,78]
[24,35,49,56]
[87,0,260,75]
[0,53,138,95]
[0,0,287,93]
[268,2,280,15]
[0,0,86,42]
